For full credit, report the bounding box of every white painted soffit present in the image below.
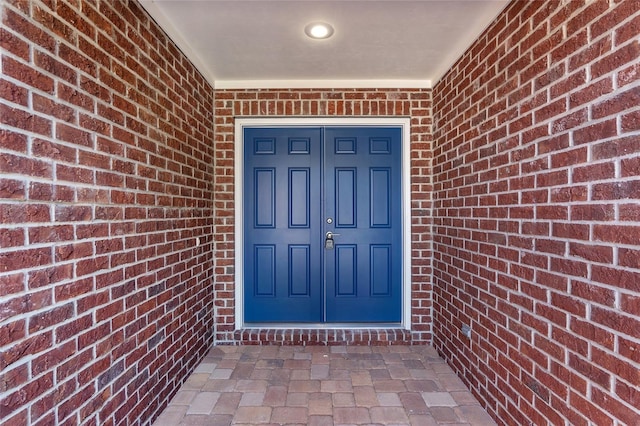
[140,0,509,90]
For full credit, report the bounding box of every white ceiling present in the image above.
[140,0,509,89]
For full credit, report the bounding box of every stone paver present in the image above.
[170,390,198,405]
[152,345,497,426]
[185,392,219,415]
[332,392,356,407]
[377,392,403,407]
[211,392,240,415]
[263,385,287,406]
[400,392,430,415]
[233,406,271,423]
[238,392,264,406]
[370,406,410,423]
[309,392,333,416]
[153,405,186,424]
[286,392,309,407]
[311,364,330,379]
[422,391,458,407]
[353,386,378,407]
[271,406,308,423]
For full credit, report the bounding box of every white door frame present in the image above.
[234,117,412,330]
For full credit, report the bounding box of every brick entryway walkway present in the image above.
[153,345,496,426]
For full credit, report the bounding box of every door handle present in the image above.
[325,231,340,250]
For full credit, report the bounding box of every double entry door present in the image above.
[243,126,402,323]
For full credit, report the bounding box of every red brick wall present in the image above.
[213,89,434,344]
[432,1,640,425]
[0,1,214,424]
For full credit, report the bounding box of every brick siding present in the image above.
[0,1,215,425]
[3,0,639,424]
[212,89,434,346]
[432,1,640,424]
[230,328,413,346]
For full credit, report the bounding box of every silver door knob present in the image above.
[325,231,341,239]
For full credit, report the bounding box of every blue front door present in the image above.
[244,126,402,323]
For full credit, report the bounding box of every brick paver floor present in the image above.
[153,345,497,426]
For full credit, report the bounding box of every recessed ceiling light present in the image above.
[304,22,334,40]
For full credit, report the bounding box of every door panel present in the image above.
[335,168,357,227]
[244,126,402,323]
[371,245,392,296]
[254,169,275,227]
[335,245,357,296]
[244,128,322,322]
[370,168,391,227]
[324,127,402,322]
[289,168,310,227]
[289,245,311,296]
[254,245,275,296]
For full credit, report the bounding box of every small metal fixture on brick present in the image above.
[461,324,472,339]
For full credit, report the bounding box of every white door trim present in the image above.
[234,117,412,330]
